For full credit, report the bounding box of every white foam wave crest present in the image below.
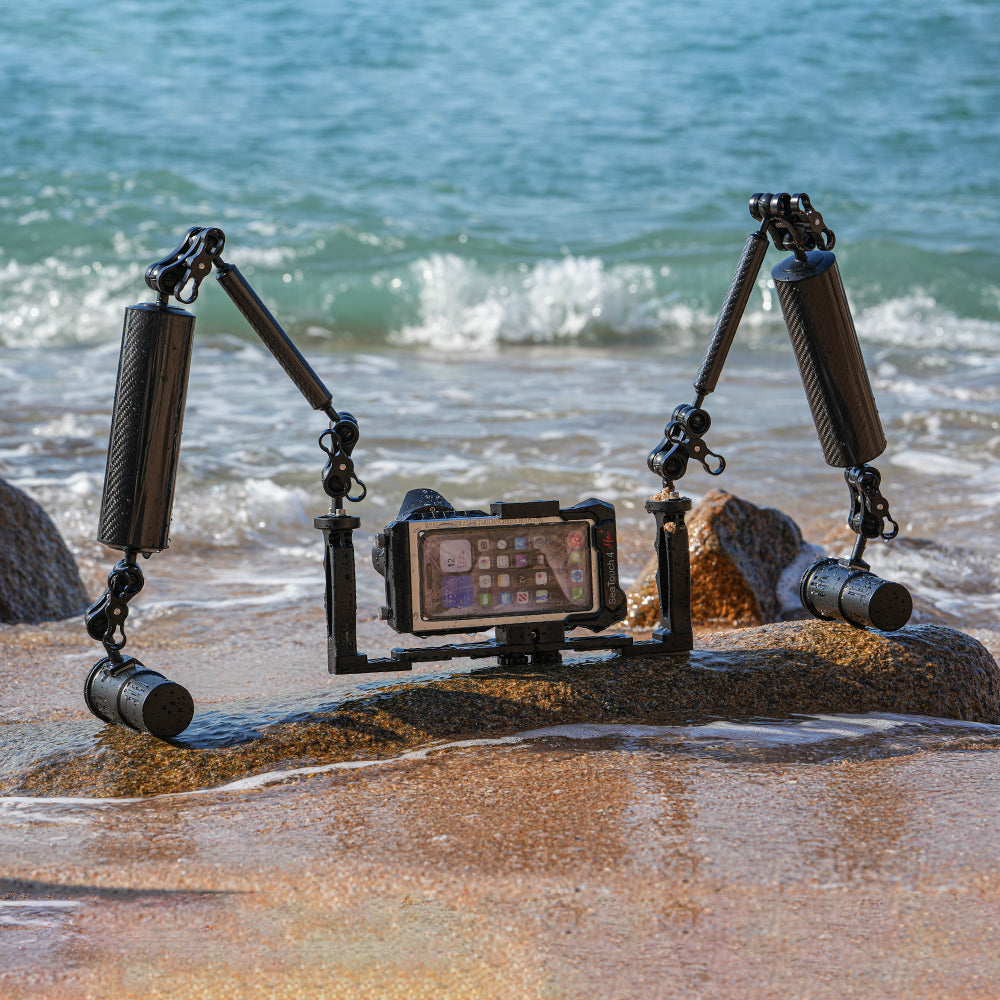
[855,292,1000,352]
[394,252,710,350]
[5,244,997,358]
[0,235,297,349]
[0,255,144,347]
[5,474,318,555]
[170,477,314,550]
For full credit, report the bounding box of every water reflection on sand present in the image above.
[3,717,1000,999]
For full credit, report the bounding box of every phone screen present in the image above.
[412,518,596,626]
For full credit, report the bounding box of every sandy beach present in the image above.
[3,604,1000,999]
[4,715,1000,999]
[2,471,997,999]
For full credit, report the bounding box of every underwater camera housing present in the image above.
[83,195,916,740]
[372,489,626,637]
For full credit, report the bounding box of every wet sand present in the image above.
[4,730,1000,999]
[3,599,1000,998]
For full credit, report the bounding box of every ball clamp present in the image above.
[84,197,912,740]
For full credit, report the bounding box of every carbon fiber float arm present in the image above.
[647,193,834,488]
[646,194,910,633]
[85,227,365,738]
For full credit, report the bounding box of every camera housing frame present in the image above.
[84,197,913,741]
[374,497,626,638]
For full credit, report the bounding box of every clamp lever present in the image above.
[750,192,835,257]
[647,404,726,488]
[320,413,367,504]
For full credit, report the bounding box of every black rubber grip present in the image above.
[694,230,769,397]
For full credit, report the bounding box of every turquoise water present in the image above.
[1,0,998,632]
[2,0,998,345]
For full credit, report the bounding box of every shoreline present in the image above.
[2,608,999,998]
[4,718,1000,1000]
[2,615,997,797]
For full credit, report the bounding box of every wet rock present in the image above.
[627,488,823,629]
[0,478,89,624]
[10,620,997,798]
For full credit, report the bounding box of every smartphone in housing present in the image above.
[372,492,626,637]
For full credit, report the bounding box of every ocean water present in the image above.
[1,0,998,649]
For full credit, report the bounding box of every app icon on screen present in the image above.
[477,555,491,570]
[516,590,530,604]
[439,539,473,573]
[571,569,584,583]
[514,537,528,550]
[442,575,474,608]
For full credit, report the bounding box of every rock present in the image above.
[691,620,999,724]
[626,488,823,629]
[0,478,89,624]
[9,620,997,798]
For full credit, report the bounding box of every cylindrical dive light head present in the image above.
[97,303,195,554]
[85,655,194,738]
[772,250,886,468]
[799,557,912,632]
